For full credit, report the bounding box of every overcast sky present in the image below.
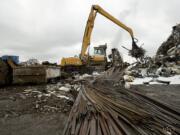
[0,0,180,63]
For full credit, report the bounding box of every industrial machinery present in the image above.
[61,44,108,74]
[61,5,142,74]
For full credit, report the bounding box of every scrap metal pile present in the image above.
[63,24,180,135]
[154,24,180,75]
[155,24,180,76]
[156,24,180,57]
[130,40,145,59]
[121,24,180,86]
[63,77,180,135]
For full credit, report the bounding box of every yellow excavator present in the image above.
[61,5,142,74]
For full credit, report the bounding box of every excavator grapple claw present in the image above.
[130,38,145,59]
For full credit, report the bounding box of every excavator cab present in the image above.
[94,44,107,56]
[90,44,107,66]
[94,48,105,55]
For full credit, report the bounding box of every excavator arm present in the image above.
[80,5,136,60]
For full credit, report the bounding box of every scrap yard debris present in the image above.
[0,82,80,118]
[156,24,180,57]
[120,24,180,86]
[19,58,40,66]
[0,3,180,134]
[63,24,180,135]
[63,77,180,135]
[0,23,180,135]
[130,40,146,59]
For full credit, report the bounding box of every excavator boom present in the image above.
[93,5,134,37]
[80,5,135,59]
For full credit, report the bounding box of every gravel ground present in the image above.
[0,84,75,135]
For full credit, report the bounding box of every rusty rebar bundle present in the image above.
[63,79,180,135]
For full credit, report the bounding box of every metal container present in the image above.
[13,65,61,84]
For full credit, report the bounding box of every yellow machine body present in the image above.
[61,57,82,66]
[91,55,105,62]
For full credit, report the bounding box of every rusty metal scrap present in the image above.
[130,40,145,59]
[63,28,180,134]
[156,24,180,56]
[122,40,145,60]
[63,79,180,135]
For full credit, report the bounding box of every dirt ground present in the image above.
[0,84,74,135]
[0,84,179,135]
[131,84,180,112]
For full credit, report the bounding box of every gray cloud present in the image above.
[0,0,180,63]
